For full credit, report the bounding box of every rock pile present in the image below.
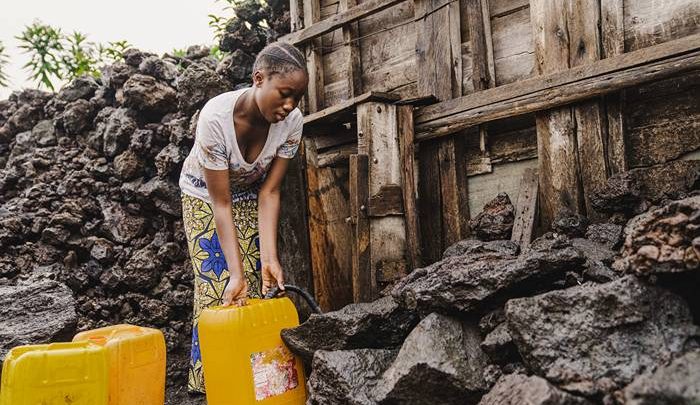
[284,181,700,404]
[0,1,290,403]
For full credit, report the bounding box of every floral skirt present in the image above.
[181,193,262,393]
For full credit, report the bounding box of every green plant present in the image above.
[16,20,64,90]
[209,45,225,61]
[0,41,10,88]
[97,40,131,64]
[61,31,100,80]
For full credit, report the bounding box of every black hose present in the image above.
[264,284,323,314]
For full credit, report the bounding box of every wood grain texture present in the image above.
[397,105,422,270]
[510,167,538,248]
[350,154,371,302]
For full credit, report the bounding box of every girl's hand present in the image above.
[223,273,248,306]
[261,259,285,296]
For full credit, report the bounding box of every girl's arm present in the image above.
[203,167,248,305]
[257,157,291,294]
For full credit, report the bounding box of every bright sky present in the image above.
[0,0,230,99]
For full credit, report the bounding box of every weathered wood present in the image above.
[340,0,363,98]
[303,138,354,311]
[316,143,357,167]
[466,0,494,90]
[304,0,325,113]
[415,0,466,254]
[414,33,700,140]
[489,0,528,18]
[397,105,422,270]
[417,140,442,263]
[491,6,535,86]
[357,102,406,295]
[530,0,606,225]
[466,159,538,220]
[303,91,400,133]
[349,154,371,303]
[290,0,305,31]
[601,0,627,175]
[368,184,405,216]
[281,0,407,45]
[278,147,315,320]
[625,69,700,167]
[510,168,538,248]
[625,0,699,52]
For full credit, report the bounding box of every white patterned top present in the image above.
[178,88,303,203]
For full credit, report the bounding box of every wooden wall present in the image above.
[292,0,700,281]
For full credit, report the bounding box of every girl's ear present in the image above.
[253,70,264,88]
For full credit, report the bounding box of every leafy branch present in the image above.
[16,21,64,91]
[0,41,10,88]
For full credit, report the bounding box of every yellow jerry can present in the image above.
[198,297,307,405]
[72,324,166,405]
[0,341,108,405]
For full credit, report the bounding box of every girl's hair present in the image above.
[253,42,308,77]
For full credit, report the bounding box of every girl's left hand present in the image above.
[261,259,285,296]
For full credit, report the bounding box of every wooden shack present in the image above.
[277,0,700,311]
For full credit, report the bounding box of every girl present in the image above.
[178,41,308,394]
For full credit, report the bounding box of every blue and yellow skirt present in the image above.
[181,193,262,393]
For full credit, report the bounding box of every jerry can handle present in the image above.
[264,284,323,314]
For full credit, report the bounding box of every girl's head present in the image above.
[251,42,309,123]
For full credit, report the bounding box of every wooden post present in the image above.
[511,168,539,248]
[415,0,467,261]
[398,105,422,270]
[340,0,363,98]
[601,0,627,175]
[357,102,407,296]
[530,0,609,227]
[303,138,354,311]
[349,154,371,302]
[303,0,325,113]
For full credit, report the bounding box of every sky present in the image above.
[0,0,230,99]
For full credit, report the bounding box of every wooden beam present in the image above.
[415,0,466,253]
[397,105,422,270]
[510,168,538,247]
[601,0,627,175]
[530,0,605,226]
[340,0,363,98]
[304,91,400,130]
[303,138,354,311]
[357,102,407,293]
[414,33,700,141]
[303,0,324,113]
[281,0,406,46]
[350,154,371,302]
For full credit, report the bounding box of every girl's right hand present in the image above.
[222,273,248,306]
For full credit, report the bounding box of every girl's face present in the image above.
[253,69,308,124]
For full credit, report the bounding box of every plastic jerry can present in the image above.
[0,341,108,405]
[72,324,166,405]
[198,297,307,405]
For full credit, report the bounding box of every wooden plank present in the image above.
[357,102,407,293]
[349,154,371,302]
[316,143,357,167]
[304,0,325,113]
[489,0,528,18]
[368,184,404,216]
[414,33,700,140]
[304,91,400,131]
[278,145,314,320]
[530,0,604,226]
[397,105,422,270]
[625,70,700,167]
[303,138,354,311]
[601,0,627,175]
[290,0,304,31]
[417,140,443,263]
[624,0,699,52]
[491,7,535,86]
[281,0,407,45]
[510,168,538,248]
[340,0,363,97]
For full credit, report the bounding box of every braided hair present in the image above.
[253,42,308,77]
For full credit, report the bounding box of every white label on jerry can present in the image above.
[250,345,299,400]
